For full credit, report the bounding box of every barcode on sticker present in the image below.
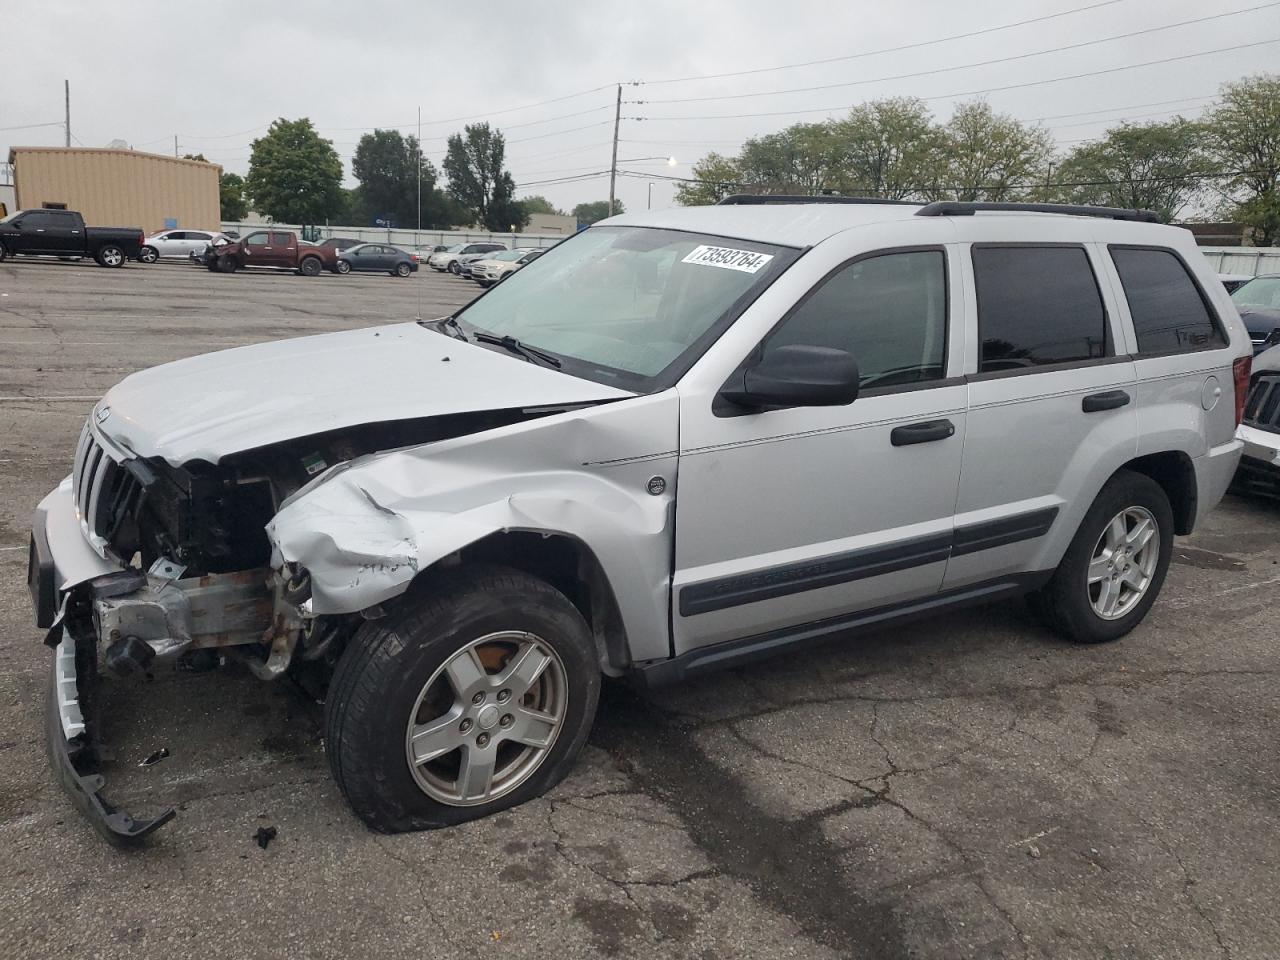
[681,245,774,274]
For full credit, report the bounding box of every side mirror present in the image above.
[720,344,860,410]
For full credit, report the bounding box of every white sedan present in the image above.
[139,229,228,263]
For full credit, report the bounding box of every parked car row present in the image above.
[200,230,417,277]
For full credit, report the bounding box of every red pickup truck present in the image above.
[204,229,338,276]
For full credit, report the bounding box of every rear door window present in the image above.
[972,246,1109,372]
[1109,247,1225,354]
[271,232,293,245]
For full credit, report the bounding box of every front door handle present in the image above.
[890,419,956,446]
[1082,390,1131,413]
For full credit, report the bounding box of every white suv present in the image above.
[30,197,1250,843]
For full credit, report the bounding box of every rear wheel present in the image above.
[1029,470,1174,644]
[96,244,125,268]
[138,246,159,264]
[324,565,600,832]
[395,262,412,277]
[299,256,322,277]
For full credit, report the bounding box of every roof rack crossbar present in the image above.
[914,200,1161,223]
[718,194,919,206]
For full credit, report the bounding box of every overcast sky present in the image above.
[3,0,1278,218]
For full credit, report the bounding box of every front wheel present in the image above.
[324,565,600,832]
[138,246,159,264]
[96,244,125,267]
[1029,470,1174,644]
[448,261,461,275]
[335,259,351,274]
[217,256,238,273]
[0,244,8,263]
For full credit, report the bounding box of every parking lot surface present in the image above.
[1,258,1278,959]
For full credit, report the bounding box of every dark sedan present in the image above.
[336,243,419,277]
[1230,275,1280,353]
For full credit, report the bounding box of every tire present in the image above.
[96,244,125,268]
[336,260,351,275]
[217,256,238,274]
[395,262,411,277]
[0,244,9,263]
[1029,470,1174,644]
[325,564,601,832]
[448,260,461,275]
[138,246,159,264]
[299,256,322,277]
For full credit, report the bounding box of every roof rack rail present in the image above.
[914,200,1161,223]
[718,194,919,206]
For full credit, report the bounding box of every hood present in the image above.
[1237,305,1280,338]
[97,322,632,465]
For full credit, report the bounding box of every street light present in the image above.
[620,156,677,166]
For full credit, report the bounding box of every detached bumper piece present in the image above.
[45,627,175,846]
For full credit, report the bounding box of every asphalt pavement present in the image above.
[0,256,1276,959]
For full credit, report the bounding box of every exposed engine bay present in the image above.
[76,407,554,681]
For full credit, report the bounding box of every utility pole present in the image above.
[417,106,422,242]
[64,79,70,147]
[608,84,621,216]
[174,135,179,158]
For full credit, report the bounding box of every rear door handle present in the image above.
[1082,390,1131,413]
[890,419,956,446]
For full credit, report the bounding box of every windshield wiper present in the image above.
[418,315,469,341]
[472,332,563,368]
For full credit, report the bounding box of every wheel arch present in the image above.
[1117,450,1197,535]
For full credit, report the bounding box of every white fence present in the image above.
[219,222,573,250]
[1198,246,1280,277]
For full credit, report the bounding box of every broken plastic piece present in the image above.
[254,825,278,849]
[139,747,170,767]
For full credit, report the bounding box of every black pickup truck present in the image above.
[0,208,145,267]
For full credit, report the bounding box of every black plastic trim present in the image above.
[718,194,919,206]
[951,507,1059,558]
[678,533,952,617]
[28,510,56,629]
[917,200,1160,222]
[639,571,1055,686]
[964,353,1133,383]
[45,633,175,846]
[1081,389,1131,413]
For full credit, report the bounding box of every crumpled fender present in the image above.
[267,392,679,662]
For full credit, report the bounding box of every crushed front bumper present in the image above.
[1235,423,1280,498]
[30,480,176,844]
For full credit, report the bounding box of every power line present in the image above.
[630,37,1280,122]
[636,0,1127,86]
[1029,94,1220,123]
[0,120,64,133]
[635,4,1280,107]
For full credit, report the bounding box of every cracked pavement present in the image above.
[1,260,1278,959]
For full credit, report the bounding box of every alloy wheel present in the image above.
[1087,506,1159,620]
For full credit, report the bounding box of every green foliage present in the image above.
[933,102,1055,202]
[675,153,742,206]
[182,153,209,162]
[519,195,563,216]
[1054,119,1210,222]
[351,129,455,229]
[443,123,529,231]
[572,199,624,225]
[736,123,846,194]
[245,118,344,224]
[218,172,248,221]
[833,97,941,198]
[1207,74,1280,245]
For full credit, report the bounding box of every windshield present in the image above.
[451,226,794,391]
[489,249,527,262]
[445,243,466,253]
[1232,277,1280,310]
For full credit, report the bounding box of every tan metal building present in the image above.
[7,147,221,233]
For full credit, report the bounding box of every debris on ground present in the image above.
[138,747,170,767]
[253,826,278,850]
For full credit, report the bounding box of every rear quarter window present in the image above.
[1109,246,1226,355]
[973,246,1109,372]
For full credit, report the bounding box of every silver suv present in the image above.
[29,197,1251,843]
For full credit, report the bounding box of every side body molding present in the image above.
[267,392,681,663]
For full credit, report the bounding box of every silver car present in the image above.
[30,198,1250,843]
[138,229,226,263]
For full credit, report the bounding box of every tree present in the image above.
[218,172,248,221]
[351,129,453,229]
[443,123,528,231]
[675,152,743,206]
[1055,119,1211,222]
[245,118,344,224]
[519,195,563,216]
[1207,74,1280,245]
[572,199,624,225]
[831,98,942,199]
[737,122,846,194]
[933,102,1054,202]
[182,152,209,162]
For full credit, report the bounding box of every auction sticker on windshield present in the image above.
[681,245,774,274]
